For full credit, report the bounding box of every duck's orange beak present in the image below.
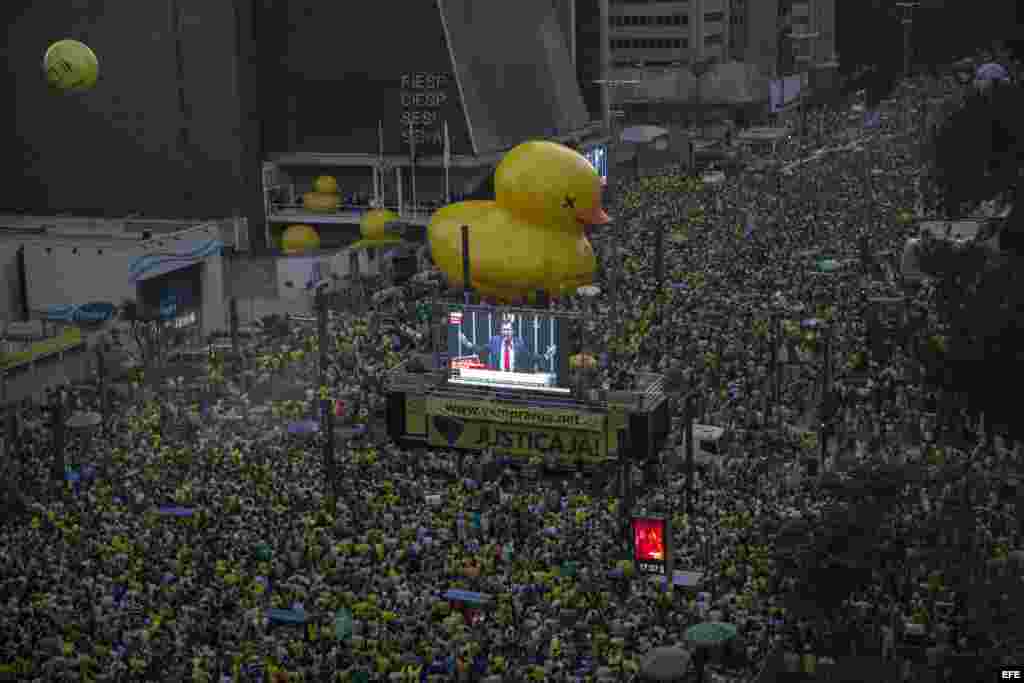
[576,203,611,226]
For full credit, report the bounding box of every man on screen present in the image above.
[458,315,556,373]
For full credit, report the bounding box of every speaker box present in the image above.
[385,392,406,442]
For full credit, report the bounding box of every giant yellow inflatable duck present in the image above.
[428,140,610,302]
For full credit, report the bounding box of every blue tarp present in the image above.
[648,571,706,589]
[288,420,320,436]
[442,589,492,606]
[156,506,195,517]
[266,608,307,624]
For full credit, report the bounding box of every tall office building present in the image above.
[728,0,749,62]
[789,0,835,70]
[578,0,837,123]
[607,0,730,68]
[604,0,833,75]
[743,0,835,78]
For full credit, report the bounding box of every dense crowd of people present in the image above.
[1,67,1022,683]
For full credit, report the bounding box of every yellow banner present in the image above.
[425,397,605,432]
[428,418,607,459]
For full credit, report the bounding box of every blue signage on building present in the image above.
[159,291,178,320]
[37,302,116,324]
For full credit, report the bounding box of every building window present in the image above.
[704,11,725,23]
[705,33,724,46]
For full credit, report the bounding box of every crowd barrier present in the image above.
[0,327,83,370]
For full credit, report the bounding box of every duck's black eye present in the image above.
[562,195,576,209]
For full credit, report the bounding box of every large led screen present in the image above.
[444,305,571,395]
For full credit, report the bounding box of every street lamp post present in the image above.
[594,82,637,188]
[818,324,832,473]
[315,283,336,509]
[50,388,66,483]
[684,392,696,516]
[789,33,820,139]
[690,58,716,139]
[95,339,108,431]
[896,3,919,80]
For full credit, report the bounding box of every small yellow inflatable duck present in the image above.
[350,208,405,251]
[429,140,610,302]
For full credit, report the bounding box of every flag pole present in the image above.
[408,119,418,218]
[377,120,385,206]
[443,120,451,204]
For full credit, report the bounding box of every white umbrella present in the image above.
[641,645,692,681]
[372,286,404,304]
[620,125,669,144]
[975,62,1010,83]
[66,411,102,430]
[701,171,726,185]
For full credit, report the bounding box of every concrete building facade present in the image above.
[603,0,834,77]
[607,0,730,68]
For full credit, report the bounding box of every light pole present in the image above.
[789,33,820,139]
[896,3,919,80]
[896,2,921,136]
[690,58,716,139]
[597,0,638,187]
[593,82,637,187]
[315,282,336,509]
[683,392,697,516]
[599,0,611,131]
[95,336,109,431]
[50,388,66,483]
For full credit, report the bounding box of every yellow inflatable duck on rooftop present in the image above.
[350,208,405,251]
[428,140,610,302]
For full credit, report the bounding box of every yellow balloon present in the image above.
[281,224,320,254]
[360,208,401,241]
[43,39,99,91]
[313,175,338,194]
